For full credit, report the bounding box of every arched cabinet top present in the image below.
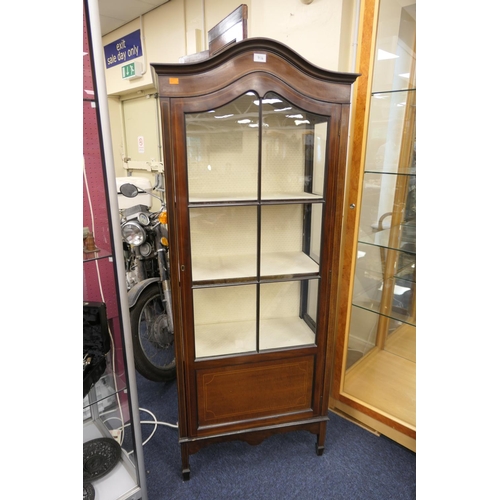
[151,38,359,104]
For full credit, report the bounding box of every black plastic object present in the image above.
[83,438,121,482]
[83,482,95,500]
[83,302,111,398]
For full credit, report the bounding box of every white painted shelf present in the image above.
[189,191,323,202]
[192,251,319,282]
[195,316,316,358]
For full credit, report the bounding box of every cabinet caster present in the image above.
[182,469,191,481]
[315,443,324,456]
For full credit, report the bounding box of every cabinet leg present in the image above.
[181,444,191,481]
[316,423,326,456]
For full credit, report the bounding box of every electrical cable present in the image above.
[138,408,157,446]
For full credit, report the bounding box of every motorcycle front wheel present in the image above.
[129,283,176,382]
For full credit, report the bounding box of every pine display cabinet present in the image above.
[152,38,358,479]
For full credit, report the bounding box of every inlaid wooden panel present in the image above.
[196,356,315,427]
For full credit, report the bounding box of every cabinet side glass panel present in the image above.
[194,285,257,358]
[371,1,416,94]
[261,92,327,200]
[364,90,416,175]
[345,307,416,427]
[357,172,415,251]
[342,0,416,429]
[185,92,259,202]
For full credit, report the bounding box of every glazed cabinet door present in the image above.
[168,81,340,434]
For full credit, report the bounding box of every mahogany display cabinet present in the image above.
[151,38,358,479]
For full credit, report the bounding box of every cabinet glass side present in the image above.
[341,0,416,429]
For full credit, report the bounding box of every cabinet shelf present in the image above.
[364,169,415,176]
[192,251,319,284]
[83,365,127,412]
[343,341,416,428]
[358,222,415,254]
[83,249,113,262]
[189,191,323,203]
[352,273,415,327]
[351,302,415,328]
[195,316,316,358]
[83,419,141,500]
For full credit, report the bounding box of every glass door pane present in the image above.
[260,203,321,278]
[260,280,318,350]
[193,285,257,358]
[186,92,259,202]
[190,206,258,284]
[261,92,328,200]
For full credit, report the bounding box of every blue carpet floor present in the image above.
[134,372,416,500]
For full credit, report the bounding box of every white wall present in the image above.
[100,0,358,176]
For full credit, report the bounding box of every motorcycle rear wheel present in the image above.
[129,283,176,382]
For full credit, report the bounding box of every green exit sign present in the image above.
[122,61,142,80]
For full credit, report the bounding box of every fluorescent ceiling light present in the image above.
[253,98,283,106]
[294,119,310,126]
[274,107,292,112]
[377,49,399,60]
[237,119,251,124]
[214,114,234,119]
[287,114,304,119]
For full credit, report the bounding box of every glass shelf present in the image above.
[355,241,415,283]
[352,274,415,327]
[83,355,128,411]
[358,222,415,254]
[83,249,113,262]
[365,169,416,176]
[351,301,415,328]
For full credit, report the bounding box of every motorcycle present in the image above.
[118,178,176,382]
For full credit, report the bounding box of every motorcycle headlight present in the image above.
[122,221,146,246]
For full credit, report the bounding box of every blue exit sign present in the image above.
[104,30,142,68]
